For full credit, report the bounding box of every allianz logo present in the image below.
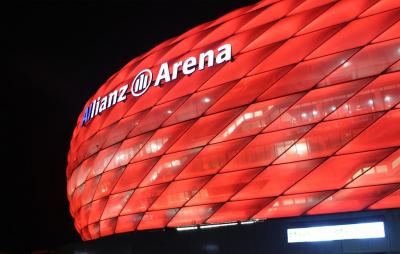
[81,43,232,126]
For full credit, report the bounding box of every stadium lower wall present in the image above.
[59,208,400,254]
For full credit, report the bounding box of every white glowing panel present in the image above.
[287,221,385,243]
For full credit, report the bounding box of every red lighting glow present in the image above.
[67,0,400,240]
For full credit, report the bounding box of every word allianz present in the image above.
[81,43,232,126]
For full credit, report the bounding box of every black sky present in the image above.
[3,0,258,253]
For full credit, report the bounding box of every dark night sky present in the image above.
[3,1,258,253]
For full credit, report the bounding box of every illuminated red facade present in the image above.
[66,0,400,241]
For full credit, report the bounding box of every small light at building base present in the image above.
[287,221,385,243]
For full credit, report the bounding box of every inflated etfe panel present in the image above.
[67,0,400,240]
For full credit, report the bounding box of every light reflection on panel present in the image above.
[224,125,313,171]
[139,148,201,187]
[177,137,252,180]
[168,204,221,227]
[186,168,262,206]
[168,108,244,153]
[254,191,334,219]
[212,93,303,143]
[111,158,159,194]
[369,188,400,210]
[150,176,211,210]
[121,184,168,215]
[257,49,359,101]
[348,149,400,187]
[286,148,394,194]
[233,159,324,200]
[265,79,369,132]
[307,184,399,215]
[298,0,378,35]
[207,198,274,224]
[206,66,293,114]
[275,112,383,164]
[162,82,234,126]
[338,109,400,154]
[307,9,400,59]
[319,38,400,87]
[327,72,400,120]
[132,121,194,162]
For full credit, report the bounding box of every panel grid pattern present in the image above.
[66,0,400,240]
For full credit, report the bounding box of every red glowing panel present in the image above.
[257,49,358,101]
[88,223,100,240]
[67,0,400,240]
[124,77,177,116]
[168,204,221,227]
[207,198,274,224]
[319,39,400,87]
[100,190,133,220]
[139,148,201,187]
[186,168,262,206]
[86,144,119,179]
[157,64,224,104]
[137,209,179,230]
[244,5,332,51]
[115,214,143,234]
[238,0,301,32]
[360,0,400,17]
[79,204,91,229]
[218,23,271,55]
[155,30,211,65]
[111,158,158,194]
[289,0,337,15]
[348,149,400,187]
[233,159,325,200]
[223,125,313,171]
[200,43,282,90]
[338,109,400,154]
[249,25,343,75]
[99,218,117,237]
[327,72,400,120]
[162,82,234,126]
[99,96,136,130]
[206,66,292,114]
[274,112,383,164]
[265,79,368,132]
[369,188,400,210]
[132,121,193,162]
[120,184,168,215]
[92,167,124,200]
[286,149,394,194]
[128,97,187,137]
[298,0,378,35]
[193,11,260,50]
[104,132,153,171]
[150,176,211,210]
[87,197,108,225]
[212,93,303,143]
[307,9,400,59]
[176,137,252,180]
[307,184,400,215]
[168,108,243,153]
[373,20,400,43]
[253,191,334,219]
[101,111,147,148]
[390,60,400,73]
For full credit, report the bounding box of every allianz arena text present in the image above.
[67,0,400,241]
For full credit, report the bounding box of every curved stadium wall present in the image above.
[66,0,400,241]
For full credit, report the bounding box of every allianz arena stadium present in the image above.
[66,0,400,241]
